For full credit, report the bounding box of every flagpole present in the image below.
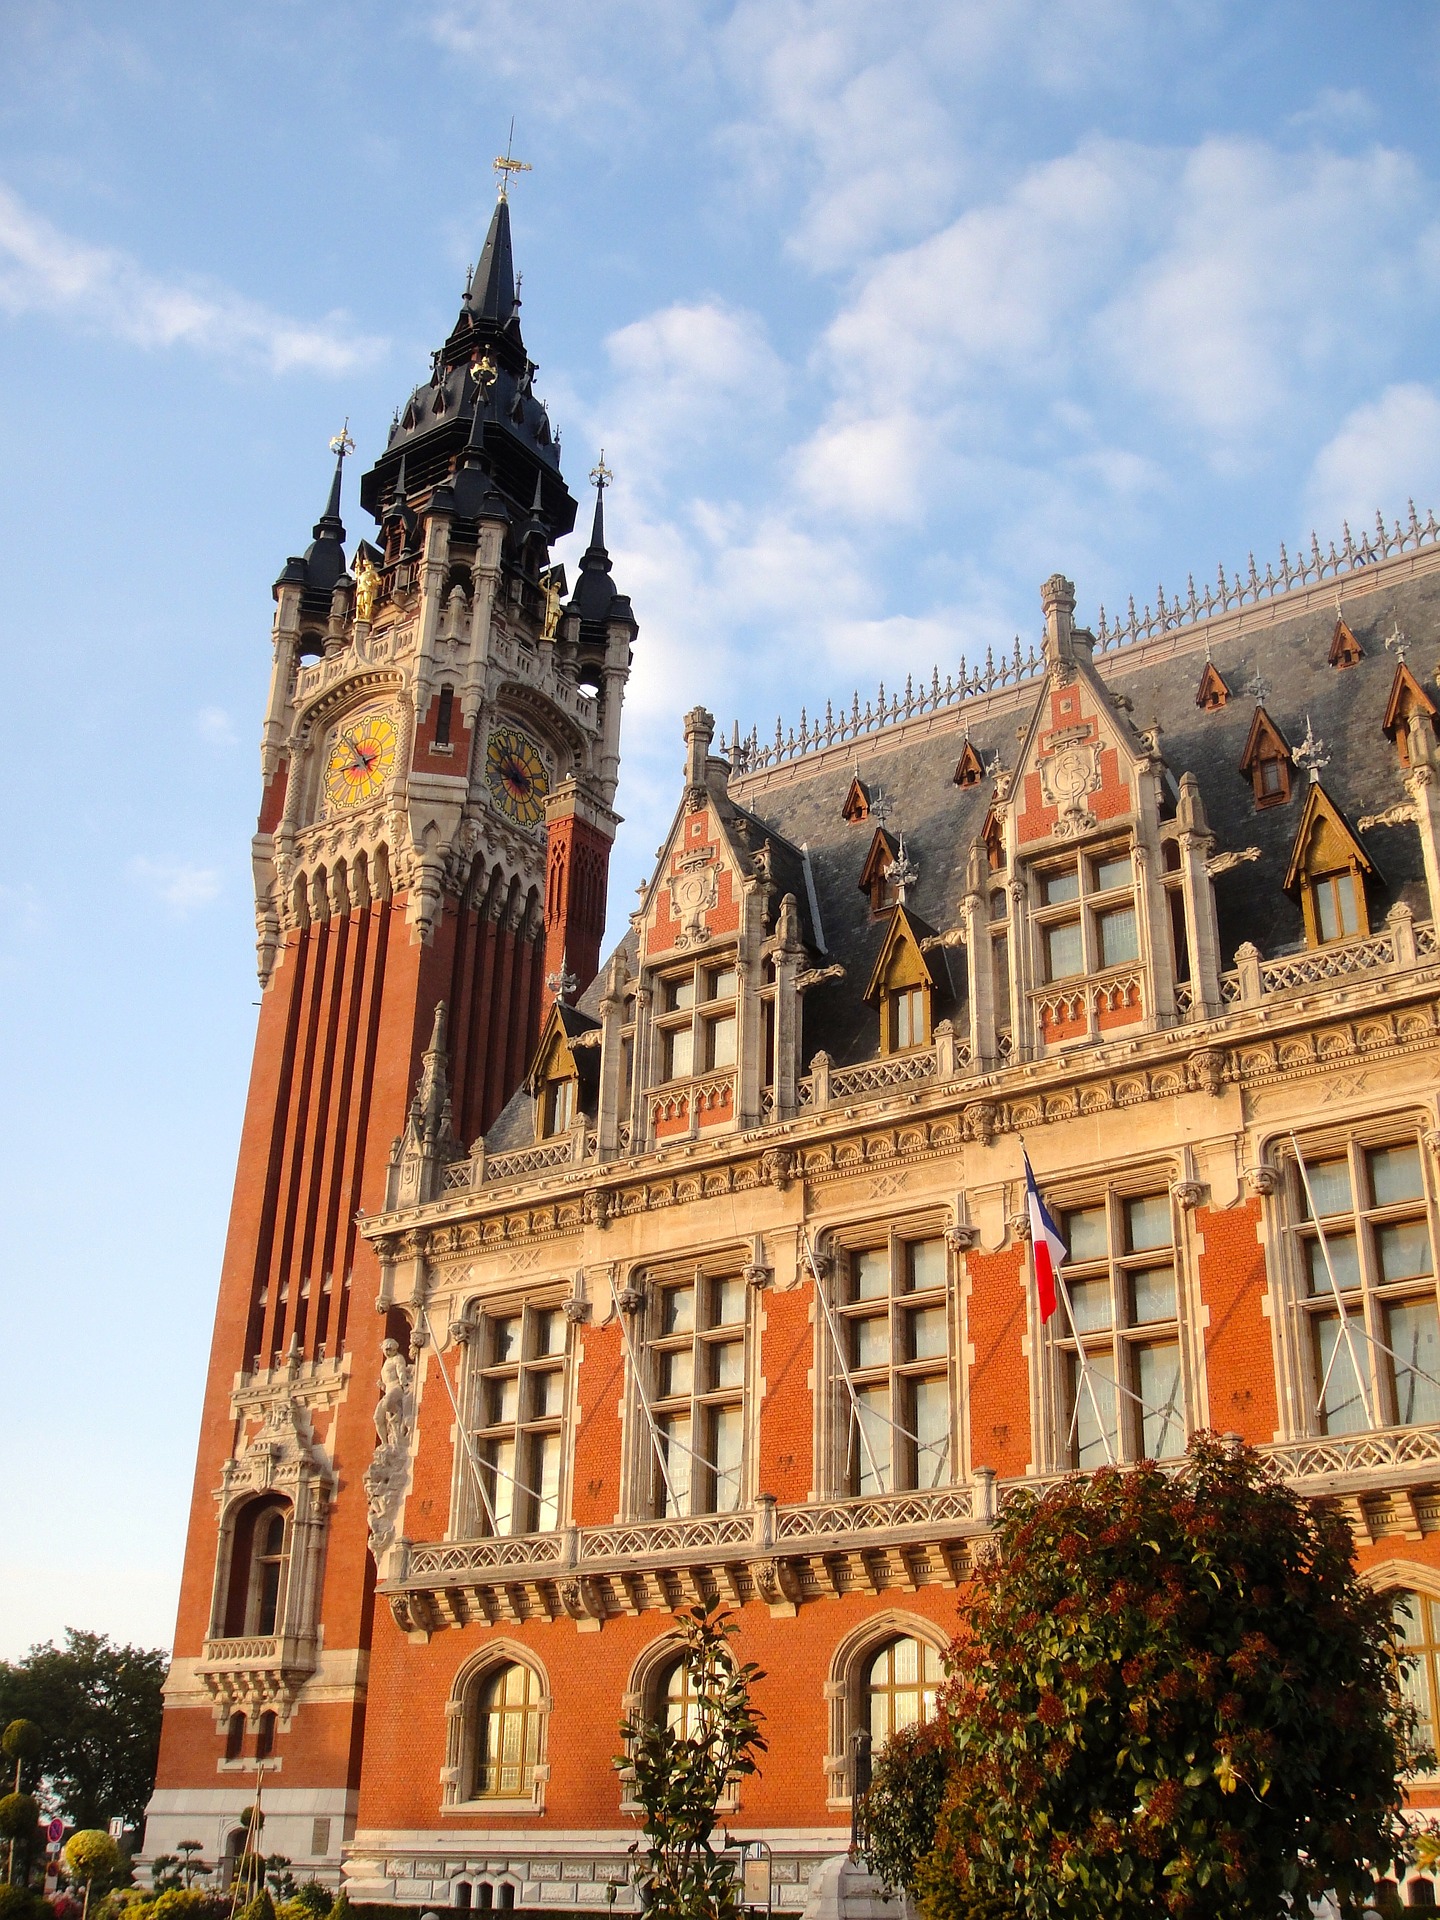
[1022,1143,1117,1468]
[1289,1133,1378,1431]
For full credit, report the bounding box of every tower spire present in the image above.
[586,451,613,556]
[317,422,353,538]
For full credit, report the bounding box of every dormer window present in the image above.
[890,984,927,1051]
[864,907,940,1056]
[1035,850,1137,983]
[858,828,900,917]
[953,741,985,788]
[1284,784,1375,949]
[1239,707,1293,809]
[541,1073,576,1137]
[656,961,737,1082]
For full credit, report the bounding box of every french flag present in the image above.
[1023,1146,1067,1324]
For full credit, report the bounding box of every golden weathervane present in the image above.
[493,121,531,201]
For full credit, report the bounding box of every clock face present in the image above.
[323,709,399,812]
[485,725,550,827]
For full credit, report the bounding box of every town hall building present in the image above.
[145,173,1440,1911]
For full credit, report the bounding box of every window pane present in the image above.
[666,975,695,1013]
[1097,906,1139,968]
[708,1405,743,1511]
[1065,1206,1108,1264]
[1377,1222,1434,1284]
[1045,920,1084,981]
[853,1315,890,1369]
[1125,1194,1172,1253]
[1093,853,1132,892]
[1314,1315,1370,1434]
[909,1377,950,1487]
[491,1317,520,1363]
[664,1662,695,1737]
[1130,1266,1177,1325]
[907,1240,946,1293]
[485,1439,516,1534]
[707,966,737,1000]
[658,1416,692,1514]
[896,987,924,1048]
[711,1338,745,1389]
[1397,1590,1429,1647]
[665,1026,694,1079]
[532,1433,561,1531]
[659,1348,694,1397]
[1067,1277,1112,1333]
[533,1308,565,1357]
[705,1013,736,1069]
[1042,867,1079,905]
[1316,877,1343,942]
[1302,1156,1352,1218]
[486,1376,519,1426]
[907,1305,948,1360]
[1071,1352,1118,1468]
[1387,1300,1440,1426]
[663,1286,695,1335]
[529,1369,564,1418]
[714,1276,746,1325]
[1306,1231,1361,1296]
[855,1386,891,1494]
[1372,1144,1425,1207]
[1137,1343,1185,1459]
[854,1249,889,1300]
[1336,871,1360,936]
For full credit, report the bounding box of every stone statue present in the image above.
[539,569,563,641]
[353,552,381,622]
[373,1337,413,1447]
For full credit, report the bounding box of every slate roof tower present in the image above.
[145,173,634,1885]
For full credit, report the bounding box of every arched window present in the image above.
[222,1499,292,1638]
[224,1712,246,1762]
[663,1657,699,1738]
[470,1662,543,1800]
[1395,1589,1440,1755]
[864,1635,942,1745]
[255,1710,277,1761]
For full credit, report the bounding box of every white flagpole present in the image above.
[1289,1134,1378,1431]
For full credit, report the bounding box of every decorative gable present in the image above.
[1238,706,1293,808]
[841,774,872,823]
[1195,660,1230,710]
[1011,673,1136,849]
[644,801,742,958]
[1382,660,1437,766]
[1328,615,1363,668]
[857,826,900,914]
[953,740,985,787]
[1283,782,1377,945]
[862,905,941,1054]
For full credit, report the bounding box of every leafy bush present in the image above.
[286,1885,328,1920]
[234,1892,276,1920]
[859,1721,951,1895]
[61,1834,125,1895]
[327,1892,353,1920]
[0,1796,39,1842]
[925,1434,1413,1920]
[0,1887,42,1920]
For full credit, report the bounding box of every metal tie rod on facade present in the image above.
[614,1295,735,1511]
[418,1302,504,1534]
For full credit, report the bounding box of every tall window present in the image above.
[1034,848,1139,985]
[662,1658,699,1737]
[1289,1136,1439,1434]
[655,961,737,1082]
[1054,1191,1185,1467]
[645,1272,747,1516]
[833,1237,951,1495]
[222,1499,290,1637]
[1394,1591,1440,1760]
[865,1636,941,1745]
[540,1073,576,1137]
[470,1305,568,1535]
[469,1662,544,1799]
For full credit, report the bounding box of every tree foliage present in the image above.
[616,1600,766,1920]
[859,1721,951,1896]
[917,1436,1412,1920]
[0,1633,166,1831]
[62,1832,125,1894]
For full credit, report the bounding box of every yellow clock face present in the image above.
[485,725,550,827]
[324,710,398,811]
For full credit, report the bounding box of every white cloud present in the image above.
[1304,383,1440,537]
[195,707,236,745]
[598,300,786,475]
[129,858,222,915]
[0,183,386,374]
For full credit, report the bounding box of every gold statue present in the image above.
[353,551,381,623]
[540,568,563,641]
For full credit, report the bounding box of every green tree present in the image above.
[62,1831,127,1916]
[174,1844,206,1890]
[615,1600,766,1920]
[0,1727,41,1799]
[916,1435,1412,1920]
[0,1633,166,1831]
[0,1797,39,1887]
[858,1721,951,1897]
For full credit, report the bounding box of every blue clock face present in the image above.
[486,726,549,826]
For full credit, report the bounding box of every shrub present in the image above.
[0,1795,39,1842]
[234,1892,276,1920]
[289,1885,329,1919]
[0,1887,41,1920]
[859,1721,951,1896]
[327,1892,353,1920]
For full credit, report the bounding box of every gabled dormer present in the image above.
[863,906,941,1054]
[1195,659,1230,710]
[841,773,872,823]
[1238,706,1293,809]
[953,739,985,787]
[629,707,818,1143]
[527,1000,600,1140]
[1284,783,1377,946]
[857,827,900,916]
[1382,660,1437,768]
[1329,613,1363,668]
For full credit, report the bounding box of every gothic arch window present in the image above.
[619,1636,741,1812]
[823,1614,949,1805]
[221,1498,292,1639]
[443,1647,551,1811]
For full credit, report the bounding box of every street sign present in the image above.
[740,1840,772,1913]
[108,1819,125,1840]
[46,1819,64,1844]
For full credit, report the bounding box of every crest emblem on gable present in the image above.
[1039,737,1102,837]
[668,858,719,946]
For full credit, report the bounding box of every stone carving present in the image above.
[750,1557,801,1610]
[761,1147,796,1192]
[1186,1048,1225,1097]
[365,1338,416,1562]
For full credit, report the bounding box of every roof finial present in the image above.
[546,951,578,1005]
[1294,715,1330,784]
[1385,618,1409,663]
[317,420,353,531]
[586,450,613,551]
[1245,666,1270,705]
[493,119,531,202]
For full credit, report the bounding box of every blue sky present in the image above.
[3,1,1440,1659]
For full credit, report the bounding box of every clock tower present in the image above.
[145,177,634,1880]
